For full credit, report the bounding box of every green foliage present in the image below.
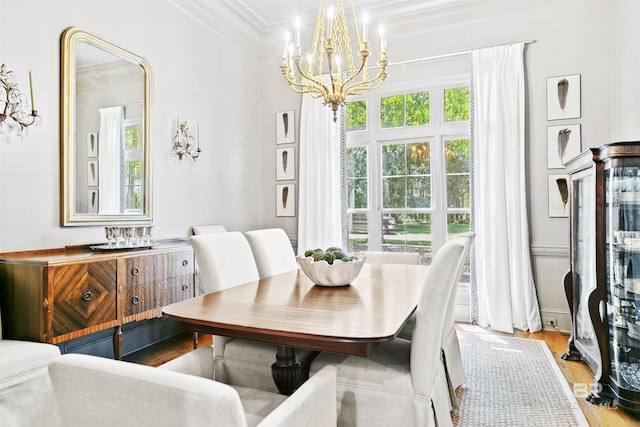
[346,100,367,131]
[444,87,470,122]
[445,139,470,209]
[124,125,141,150]
[347,147,368,209]
[380,92,430,128]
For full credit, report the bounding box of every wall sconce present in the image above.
[173,117,201,161]
[0,64,41,137]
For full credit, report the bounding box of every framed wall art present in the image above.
[87,189,98,214]
[87,132,98,157]
[547,74,581,120]
[548,174,569,218]
[547,124,581,169]
[276,184,295,217]
[87,160,99,186]
[276,147,295,180]
[276,110,295,144]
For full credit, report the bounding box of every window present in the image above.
[346,80,471,271]
[123,120,142,212]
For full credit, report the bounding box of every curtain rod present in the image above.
[387,39,535,67]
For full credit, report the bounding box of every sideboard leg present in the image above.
[193,332,199,349]
[113,325,123,360]
[271,345,303,395]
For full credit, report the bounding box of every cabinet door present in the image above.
[52,260,117,337]
[121,277,194,317]
[119,250,194,287]
[119,250,194,320]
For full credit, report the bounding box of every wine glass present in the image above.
[123,226,135,247]
[112,226,122,248]
[135,226,147,247]
[145,225,154,246]
[105,226,115,248]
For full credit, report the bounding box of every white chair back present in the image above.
[190,231,259,294]
[362,251,420,265]
[410,238,468,396]
[192,224,227,235]
[51,353,337,427]
[245,228,298,278]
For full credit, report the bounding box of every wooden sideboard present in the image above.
[0,240,195,359]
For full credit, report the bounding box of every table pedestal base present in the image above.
[271,345,303,395]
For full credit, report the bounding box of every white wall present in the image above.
[258,0,621,331]
[0,0,264,251]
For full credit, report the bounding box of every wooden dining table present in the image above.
[162,262,429,394]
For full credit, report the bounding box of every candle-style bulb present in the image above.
[283,31,291,58]
[295,17,301,47]
[361,13,368,43]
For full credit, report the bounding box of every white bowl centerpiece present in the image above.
[298,247,365,287]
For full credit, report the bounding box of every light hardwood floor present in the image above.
[126,326,640,426]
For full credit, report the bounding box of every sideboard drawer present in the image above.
[119,250,194,288]
[52,260,117,337]
[121,277,194,317]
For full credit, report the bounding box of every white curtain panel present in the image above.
[297,95,343,254]
[98,106,124,214]
[471,43,542,333]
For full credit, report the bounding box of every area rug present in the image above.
[452,332,589,426]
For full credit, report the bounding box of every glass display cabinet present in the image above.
[563,142,640,411]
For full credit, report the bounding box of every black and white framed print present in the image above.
[276,184,295,217]
[87,132,98,157]
[547,124,581,169]
[87,189,98,214]
[276,110,295,144]
[87,160,99,186]
[276,147,295,180]
[547,74,581,120]
[548,174,569,217]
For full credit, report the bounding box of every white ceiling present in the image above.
[170,0,565,58]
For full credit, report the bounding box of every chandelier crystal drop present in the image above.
[280,0,388,122]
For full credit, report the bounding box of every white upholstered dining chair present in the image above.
[189,231,315,393]
[192,224,227,235]
[309,237,469,427]
[50,353,337,427]
[245,228,298,278]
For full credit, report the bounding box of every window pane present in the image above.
[380,95,404,128]
[379,213,432,265]
[347,147,368,209]
[381,144,406,176]
[346,100,367,131]
[407,176,430,208]
[124,161,142,211]
[447,213,471,282]
[348,178,368,209]
[407,142,430,175]
[445,138,470,209]
[382,177,405,208]
[446,175,469,208]
[444,86,470,122]
[406,92,430,126]
[445,139,470,173]
[348,213,368,252]
[124,125,141,150]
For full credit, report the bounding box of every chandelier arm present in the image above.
[291,57,332,96]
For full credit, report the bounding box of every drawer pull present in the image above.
[132,267,140,276]
[182,260,189,267]
[181,284,189,291]
[83,291,93,301]
[132,296,140,305]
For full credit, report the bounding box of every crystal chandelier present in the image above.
[280,0,388,122]
[0,64,41,137]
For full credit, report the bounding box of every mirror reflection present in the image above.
[61,28,153,226]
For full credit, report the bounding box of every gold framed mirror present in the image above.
[61,27,153,226]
